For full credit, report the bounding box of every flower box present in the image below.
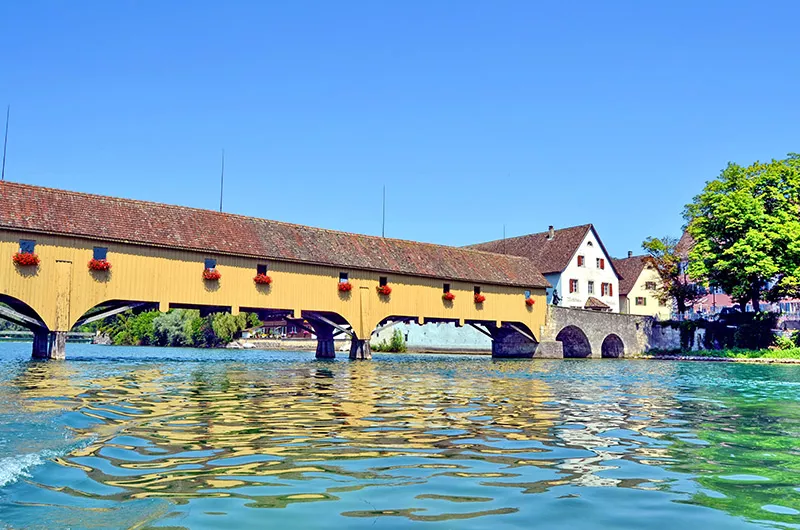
[525,297,535,306]
[474,293,486,304]
[376,284,392,296]
[442,292,456,301]
[338,281,353,292]
[254,273,272,285]
[88,258,111,271]
[12,252,39,267]
[203,268,221,281]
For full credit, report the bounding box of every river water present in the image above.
[0,343,798,529]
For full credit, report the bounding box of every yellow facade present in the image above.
[619,264,670,320]
[1,230,547,340]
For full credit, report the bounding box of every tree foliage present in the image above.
[80,308,259,348]
[683,154,800,310]
[641,236,701,314]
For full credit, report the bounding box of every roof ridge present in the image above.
[466,223,593,248]
[1,180,535,263]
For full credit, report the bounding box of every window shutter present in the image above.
[600,258,605,269]
[610,284,613,296]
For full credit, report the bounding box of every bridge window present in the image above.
[93,247,108,260]
[569,279,578,293]
[379,276,388,287]
[587,281,594,294]
[443,283,451,293]
[524,290,531,298]
[339,272,349,283]
[19,239,35,253]
[257,264,268,275]
[473,286,481,295]
[577,255,585,267]
[205,258,217,270]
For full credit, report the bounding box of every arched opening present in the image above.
[601,334,624,358]
[300,310,361,359]
[0,294,47,332]
[370,316,492,354]
[555,325,592,358]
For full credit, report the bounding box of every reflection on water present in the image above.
[0,344,798,529]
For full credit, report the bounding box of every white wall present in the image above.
[554,229,620,312]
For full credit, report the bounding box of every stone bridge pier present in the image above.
[537,306,653,358]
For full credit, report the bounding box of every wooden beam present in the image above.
[468,323,493,339]
[285,318,316,336]
[73,302,152,328]
[304,312,355,338]
[507,323,537,343]
[0,305,46,330]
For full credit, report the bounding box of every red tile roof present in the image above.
[612,255,650,296]
[0,182,549,288]
[466,224,621,278]
[584,296,611,310]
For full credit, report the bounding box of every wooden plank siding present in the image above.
[1,230,548,340]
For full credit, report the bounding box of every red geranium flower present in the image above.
[474,293,486,304]
[525,297,535,306]
[88,258,111,271]
[443,292,456,301]
[203,268,221,281]
[254,273,272,285]
[338,281,353,292]
[12,252,39,267]
[376,284,392,296]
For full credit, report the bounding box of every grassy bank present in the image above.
[643,348,800,360]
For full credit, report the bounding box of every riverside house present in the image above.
[468,224,621,312]
[613,252,671,320]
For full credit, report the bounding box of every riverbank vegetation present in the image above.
[371,329,407,353]
[79,309,261,348]
[644,348,800,360]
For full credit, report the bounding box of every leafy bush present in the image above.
[774,334,795,351]
[372,329,407,353]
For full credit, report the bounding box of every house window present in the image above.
[339,272,349,283]
[598,258,605,269]
[524,290,531,298]
[577,255,585,267]
[587,281,594,294]
[93,247,108,260]
[257,264,268,275]
[645,281,657,290]
[636,297,647,306]
[443,283,451,293]
[474,286,481,295]
[601,283,612,296]
[19,239,35,253]
[204,258,217,270]
[379,276,388,287]
[569,279,579,293]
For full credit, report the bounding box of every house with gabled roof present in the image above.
[467,224,621,312]
[613,252,671,319]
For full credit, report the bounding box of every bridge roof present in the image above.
[0,182,549,289]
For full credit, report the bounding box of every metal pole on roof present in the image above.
[382,185,386,237]
[1,105,9,181]
[219,149,224,212]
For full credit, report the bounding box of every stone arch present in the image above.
[555,325,592,358]
[601,334,624,358]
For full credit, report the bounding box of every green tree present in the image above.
[683,154,800,311]
[642,236,701,315]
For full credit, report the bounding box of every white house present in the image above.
[468,224,621,312]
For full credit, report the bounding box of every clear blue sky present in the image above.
[2,1,798,256]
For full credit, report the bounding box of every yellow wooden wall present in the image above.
[0,230,547,339]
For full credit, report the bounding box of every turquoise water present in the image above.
[0,344,798,529]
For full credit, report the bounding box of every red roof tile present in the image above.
[466,224,621,278]
[0,182,549,288]
[584,296,611,310]
[612,255,650,296]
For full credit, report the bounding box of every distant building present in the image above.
[613,252,671,320]
[468,224,621,312]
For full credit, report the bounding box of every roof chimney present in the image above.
[628,250,633,258]
[548,225,554,240]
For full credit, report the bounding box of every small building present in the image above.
[468,224,621,313]
[613,252,671,320]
